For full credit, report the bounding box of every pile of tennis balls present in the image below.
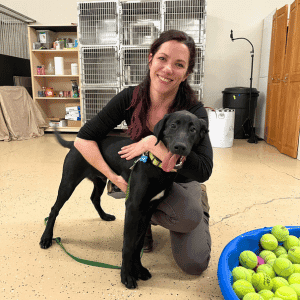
[231,225,300,300]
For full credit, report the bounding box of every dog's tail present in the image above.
[54,127,74,149]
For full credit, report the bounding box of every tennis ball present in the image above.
[288,246,300,264]
[232,266,252,282]
[288,273,300,285]
[248,269,256,276]
[260,250,277,262]
[271,225,289,242]
[289,283,300,299]
[269,298,286,300]
[284,236,300,251]
[261,234,279,251]
[293,264,300,273]
[232,279,255,299]
[258,289,274,299]
[252,273,273,291]
[274,246,288,258]
[266,259,276,268]
[240,251,258,269]
[274,286,298,300]
[257,264,276,279]
[272,277,289,292]
[279,254,289,259]
[273,258,295,277]
[243,293,264,300]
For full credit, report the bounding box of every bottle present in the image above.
[46,61,55,75]
[71,80,79,98]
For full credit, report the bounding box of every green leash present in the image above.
[44,217,122,269]
[43,158,146,269]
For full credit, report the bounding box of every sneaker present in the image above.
[107,180,126,199]
[143,224,153,253]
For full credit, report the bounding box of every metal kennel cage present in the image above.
[121,47,149,86]
[80,46,120,87]
[77,1,119,46]
[121,0,161,46]
[81,88,119,123]
[164,0,206,45]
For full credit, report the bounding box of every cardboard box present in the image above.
[49,118,67,127]
[68,120,81,127]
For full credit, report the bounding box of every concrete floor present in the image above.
[1,133,300,300]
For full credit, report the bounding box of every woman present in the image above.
[74,30,213,275]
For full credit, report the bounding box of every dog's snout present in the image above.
[174,143,187,154]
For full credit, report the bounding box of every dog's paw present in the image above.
[39,237,53,249]
[121,271,138,289]
[137,266,152,281]
[100,212,116,221]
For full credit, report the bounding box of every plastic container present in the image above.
[217,226,300,300]
[222,87,259,139]
[71,63,78,75]
[207,108,235,148]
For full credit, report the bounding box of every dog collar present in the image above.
[147,152,177,172]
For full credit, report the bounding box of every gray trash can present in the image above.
[222,87,259,139]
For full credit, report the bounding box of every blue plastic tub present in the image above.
[217,226,300,300]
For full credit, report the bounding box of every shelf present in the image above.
[36,97,80,100]
[34,75,79,78]
[32,48,78,52]
[45,126,80,133]
[29,25,77,33]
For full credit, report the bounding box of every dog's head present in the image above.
[153,110,208,172]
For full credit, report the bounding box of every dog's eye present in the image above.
[190,126,196,133]
[170,123,177,129]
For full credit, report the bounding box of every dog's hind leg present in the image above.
[90,177,116,221]
[40,177,83,249]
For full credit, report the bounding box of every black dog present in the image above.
[40,110,208,289]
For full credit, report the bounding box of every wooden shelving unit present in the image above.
[28,25,82,132]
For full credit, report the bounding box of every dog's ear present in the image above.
[199,118,209,140]
[153,114,170,145]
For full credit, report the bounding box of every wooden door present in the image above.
[280,0,300,158]
[264,5,289,147]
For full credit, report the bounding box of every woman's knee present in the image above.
[181,206,203,232]
[177,253,211,275]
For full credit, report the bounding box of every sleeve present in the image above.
[77,87,134,143]
[176,104,213,183]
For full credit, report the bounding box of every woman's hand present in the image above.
[118,135,157,160]
[113,175,128,193]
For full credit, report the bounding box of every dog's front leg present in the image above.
[121,171,153,289]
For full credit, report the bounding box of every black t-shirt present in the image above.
[77,86,213,183]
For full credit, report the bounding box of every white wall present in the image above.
[1,0,295,108]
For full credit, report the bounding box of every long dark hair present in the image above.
[127,30,199,141]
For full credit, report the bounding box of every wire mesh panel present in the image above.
[82,88,119,122]
[121,47,149,86]
[188,46,205,85]
[78,1,118,46]
[0,5,34,59]
[192,85,203,101]
[164,0,206,45]
[80,46,120,87]
[121,0,161,46]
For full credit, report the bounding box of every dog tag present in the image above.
[140,155,148,163]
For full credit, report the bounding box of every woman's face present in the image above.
[149,40,190,96]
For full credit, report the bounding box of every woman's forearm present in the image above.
[145,135,170,161]
[74,137,118,182]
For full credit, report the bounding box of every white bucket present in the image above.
[207,108,235,148]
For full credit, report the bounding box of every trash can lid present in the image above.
[222,87,259,95]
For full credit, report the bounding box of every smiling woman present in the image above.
[74,30,213,279]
